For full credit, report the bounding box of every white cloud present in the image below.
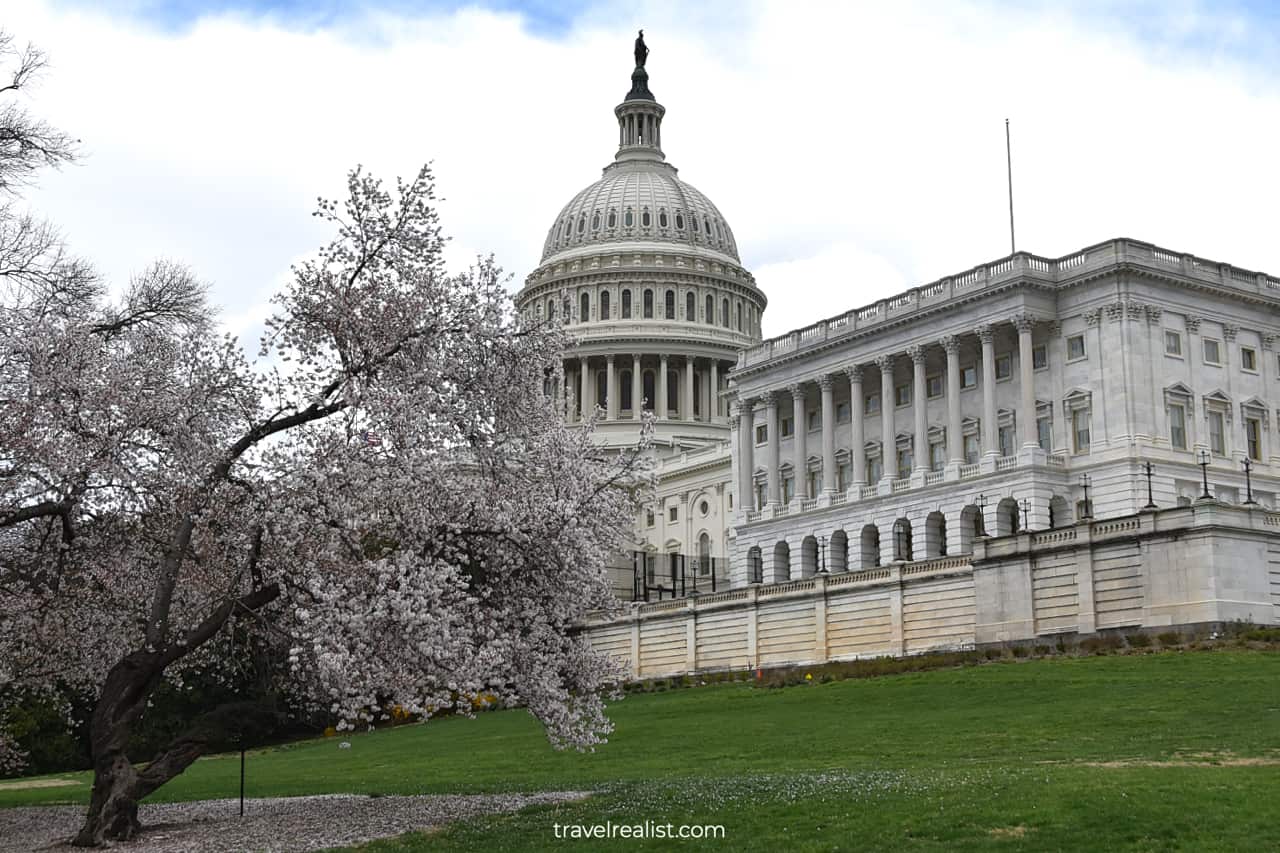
[7,0,1280,347]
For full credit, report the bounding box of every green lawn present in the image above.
[5,650,1279,851]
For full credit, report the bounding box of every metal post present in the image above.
[1242,457,1256,505]
[1142,461,1157,510]
[975,493,989,537]
[1019,498,1030,532]
[819,536,828,574]
[239,745,245,817]
[1197,449,1211,499]
[1079,474,1093,519]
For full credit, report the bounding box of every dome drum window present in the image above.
[608,210,617,228]
[625,209,634,228]
[642,209,651,228]
[591,212,600,230]
[676,213,684,230]
[659,211,668,228]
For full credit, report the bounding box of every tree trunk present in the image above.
[75,752,143,845]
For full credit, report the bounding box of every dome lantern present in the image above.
[615,30,665,164]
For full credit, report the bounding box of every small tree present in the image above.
[0,32,649,845]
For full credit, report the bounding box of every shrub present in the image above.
[1156,631,1182,647]
[983,648,1002,660]
[1011,646,1030,658]
[1080,634,1123,655]
[1126,633,1152,648]
[1243,627,1280,643]
[1034,645,1052,656]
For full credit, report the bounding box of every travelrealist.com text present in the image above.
[552,821,726,840]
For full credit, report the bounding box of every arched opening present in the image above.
[721,297,730,327]
[1049,495,1070,528]
[997,498,1019,536]
[959,504,981,553]
[620,370,632,411]
[642,370,656,412]
[830,529,849,572]
[547,297,555,319]
[599,289,610,320]
[685,291,695,322]
[705,294,714,325]
[772,540,791,583]
[579,292,589,322]
[621,289,632,319]
[664,289,675,320]
[925,511,947,558]
[747,546,763,584]
[697,532,711,575]
[595,370,606,409]
[736,301,743,332]
[860,524,881,569]
[892,518,913,561]
[800,535,818,577]
[643,289,654,319]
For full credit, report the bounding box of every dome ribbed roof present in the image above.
[539,161,740,265]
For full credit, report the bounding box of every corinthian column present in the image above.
[766,392,781,506]
[658,354,669,419]
[631,353,642,418]
[942,335,962,465]
[605,355,617,421]
[877,355,895,482]
[847,365,865,487]
[909,344,928,473]
[791,383,807,502]
[978,325,997,458]
[1014,313,1037,449]
[737,400,755,512]
[820,375,836,494]
[579,356,590,421]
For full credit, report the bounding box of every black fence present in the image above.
[631,551,726,601]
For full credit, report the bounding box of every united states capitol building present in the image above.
[519,40,1280,675]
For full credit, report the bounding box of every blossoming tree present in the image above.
[0,33,648,843]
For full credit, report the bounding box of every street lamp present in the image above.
[1079,474,1093,520]
[818,535,829,573]
[1196,449,1212,499]
[1142,461,1157,510]
[1019,497,1031,532]
[975,493,989,538]
[1242,457,1257,505]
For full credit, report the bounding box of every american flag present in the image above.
[360,430,382,446]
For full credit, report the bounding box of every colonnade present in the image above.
[561,353,734,423]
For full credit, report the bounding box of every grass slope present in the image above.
[4,651,1279,851]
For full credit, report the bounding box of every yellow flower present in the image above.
[805,673,813,681]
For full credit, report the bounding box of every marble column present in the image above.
[737,401,755,511]
[766,392,781,506]
[791,383,807,501]
[877,355,895,481]
[605,355,617,421]
[631,354,642,418]
[942,335,962,464]
[1015,313,1037,448]
[579,356,590,421]
[978,325,997,457]
[820,375,836,494]
[910,344,928,472]
[685,357,695,422]
[658,354,669,419]
[847,365,865,486]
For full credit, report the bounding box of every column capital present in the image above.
[875,354,896,372]
[606,353,616,364]
[728,413,740,429]
[907,344,927,365]
[1083,308,1102,327]
[1263,334,1276,352]
[818,374,834,391]
[1011,312,1037,333]
[1184,315,1201,334]
[976,324,995,344]
[1046,320,1063,337]
[1144,304,1163,324]
[1223,323,1240,342]
[940,335,960,355]
[844,364,864,383]
[788,382,807,399]
[659,353,669,363]
[765,390,782,407]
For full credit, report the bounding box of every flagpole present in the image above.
[1005,118,1016,254]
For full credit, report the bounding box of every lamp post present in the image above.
[1142,461,1157,510]
[818,535,828,573]
[975,493,989,538]
[1019,497,1031,532]
[1079,474,1093,520]
[1242,457,1257,505]
[1196,449,1212,499]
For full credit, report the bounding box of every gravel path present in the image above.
[1,791,591,852]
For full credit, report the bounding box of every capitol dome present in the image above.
[540,162,740,264]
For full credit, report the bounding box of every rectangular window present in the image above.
[1208,410,1225,455]
[867,456,883,482]
[929,441,946,472]
[780,417,794,438]
[646,509,655,527]
[835,401,851,423]
[960,365,977,389]
[896,448,913,479]
[998,425,1015,458]
[806,470,818,499]
[837,461,851,491]
[865,393,881,414]
[926,374,943,398]
[1203,338,1221,365]
[807,410,820,431]
[782,476,794,503]
[1067,335,1086,360]
[1247,417,1262,461]
[995,354,1012,381]
[755,482,767,510]
[963,434,980,465]
[1037,417,1052,452]
[1072,409,1091,454]
[1164,330,1182,356]
[1241,347,1258,372]
[1032,344,1048,370]
[895,383,911,407]
[755,424,767,445]
[1169,404,1186,450]
[668,505,678,522]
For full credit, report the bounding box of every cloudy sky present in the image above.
[6,0,1280,342]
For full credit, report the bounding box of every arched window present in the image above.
[562,296,570,319]
[704,218,712,236]
[697,532,711,574]
[691,215,699,235]
[667,369,679,413]
[721,297,730,327]
[772,540,791,583]
[620,369,633,411]
[747,546,763,584]
[998,498,1019,536]
[861,525,881,569]
[893,518,913,561]
[664,289,675,320]
[547,298,555,319]
[801,535,818,578]
[642,370,656,411]
[596,370,607,408]
[676,212,685,230]
[736,301,743,331]
[580,292,589,322]
[591,212,600,230]
[621,289,632,319]
[705,294,714,325]
[577,215,585,234]
[643,289,654,319]
[686,291,695,321]
[642,209,651,228]
[659,211,668,229]
[926,511,947,558]
[625,209,634,228]
[600,290,611,320]
[607,210,617,228]
[831,529,849,572]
